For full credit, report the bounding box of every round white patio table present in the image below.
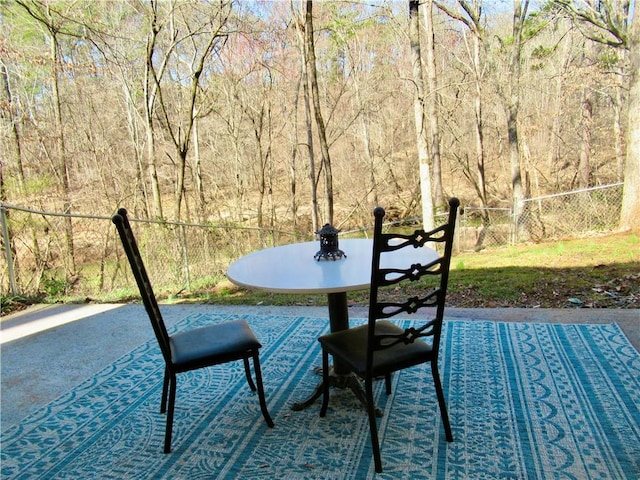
[227,237,439,411]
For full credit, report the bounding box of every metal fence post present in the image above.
[511,207,518,245]
[181,224,191,291]
[1,206,19,295]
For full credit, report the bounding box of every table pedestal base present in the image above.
[291,366,383,417]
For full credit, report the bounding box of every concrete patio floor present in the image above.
[1,303,638,432]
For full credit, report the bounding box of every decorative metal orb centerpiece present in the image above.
[314,223,346,261]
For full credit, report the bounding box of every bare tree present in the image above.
[243,76,275,234]
[577,83,593,188]
[293,1,319,232]
[142,1,233,221]
[173,3,231,220]
[409,0,435,230]
[436,0,492,247]
[504,0,529,221]
[289,74,302,231]
[555,0,639,231]
[15,0,76,274]
[0,62,23,289]
[545,22,573,186]
[143,0,170,219]
[0,63,25,193]
[305,0,335,225]
[423,0,444,209]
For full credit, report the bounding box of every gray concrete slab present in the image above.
[1,303,638,431]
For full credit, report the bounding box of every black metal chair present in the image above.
[318,197,459,473]
[112,208,273,453]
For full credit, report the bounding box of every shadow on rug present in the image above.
[2,313,639,479]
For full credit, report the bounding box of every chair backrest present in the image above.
[367,197,460,362]
[112,208,172,364]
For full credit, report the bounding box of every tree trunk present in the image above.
[470,27,491,249]
[423,0,444,209]
[193,118,206,222]
[547,29,572,188]
[173,32,221,220]
[577,88,592,188]
[48,18,76,275]
[1,63,25,192]
[507,0,528,222]
[0,63,22,289]
[175,149,188,221]
[294,5,319,232]
[304,62,319,232]
[16,0,77,275]
[170,22,223,221]
[619,9,640,231]
[434,0,488,242]
[144,6,164,219]
[289,75,301,232]
[471,32,487,209]
[613,82,625,182]
[409,0,434,230]
[250,106,267,230]
[120,77,150,217]
[353,72,378,208]
[305,0,334,225]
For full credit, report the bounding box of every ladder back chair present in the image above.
[318,197,459,473]
[112,208,273,453]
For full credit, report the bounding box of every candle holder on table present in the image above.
[314,223,346,261]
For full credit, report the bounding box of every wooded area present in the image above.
[1,0,638,282]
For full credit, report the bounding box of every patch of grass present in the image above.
[204,232,639,309]
[455,233,637,268]
[439,232,639,308]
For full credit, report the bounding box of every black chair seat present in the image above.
[319,321,433,377]
[170,319,261,371]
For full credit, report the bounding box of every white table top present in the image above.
[227,238,439,295]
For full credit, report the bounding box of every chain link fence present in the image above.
[517,183,624,243]
[0,183,625,299]
[457,183,624,251]
[0,206,301,301]
[458,207,513,251]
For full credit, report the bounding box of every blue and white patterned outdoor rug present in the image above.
[2,313,639,479]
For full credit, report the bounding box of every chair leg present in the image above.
[252,350,274,428]
[161,367,170,413]
[319,348,330,417]
[243,356,257,392]
[365,375,383,473]
[432,363,453,442]
[164,373,177,453]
